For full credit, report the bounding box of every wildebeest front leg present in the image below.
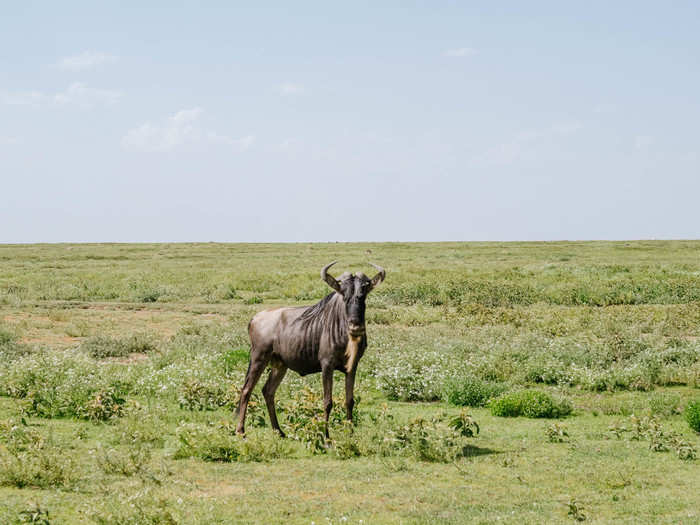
[236,354,269,435]
[344,370,356,423]
[321,365,334,439]
[262,363,288,437]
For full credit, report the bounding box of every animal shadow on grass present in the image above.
[454,446,501,477]
[458,444,500,461]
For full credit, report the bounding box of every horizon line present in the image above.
[1,238,699,247]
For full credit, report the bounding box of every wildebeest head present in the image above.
[321,261,385,336]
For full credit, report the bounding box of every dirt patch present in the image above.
[22,335,79,346]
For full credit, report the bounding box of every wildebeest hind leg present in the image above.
[262,362,288,437]
[236,351,270,435]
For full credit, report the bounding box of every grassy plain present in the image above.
[1,241,699,524]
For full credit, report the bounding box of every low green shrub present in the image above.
[490,390,572,418]
[0,326,16,345]
[0,327,30,360]
[348,406,482,463]
[648,392,682,417]
[579,363,659,393]
[112,404,168,447]
[448,410,480,437]
[387,418,447,462]
[0,419,43,453]
[523,359,576,386]
[490,393,523,417]
[1,350,128,421]
[545,422,570,443]
[222,284,239,300]
[95,444,152,477]
[567,500,587,522]
[84,488,179,525]
[382,412,480,462]
[173,423,293,462]
[137,288,162,303]
[81,333,156,359]
[173,423,239,462]
[78,389,125,421]
[178,379,235,411]
[0,503,53,525]
[173,403,481,465]
[0,426,79,489]
[686,400,700,432]
[332,421,362,459]
[16,503,52,525]
[609,415,697,460]
[444,375,507,407]
[281,386,348,452]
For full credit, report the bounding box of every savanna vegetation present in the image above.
[1,241,699,524]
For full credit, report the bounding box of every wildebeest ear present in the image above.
[321,261,342,292]
[368,262,385,290]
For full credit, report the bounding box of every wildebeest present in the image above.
[236,261,385,437]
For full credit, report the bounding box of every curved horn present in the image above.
[321,261,341,292]
[368,262,385,290]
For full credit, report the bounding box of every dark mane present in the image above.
[298,292,338,322]
[294,292,347,353]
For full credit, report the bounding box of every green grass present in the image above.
[1,241,700,524]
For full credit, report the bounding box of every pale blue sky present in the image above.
[1,2,699,242]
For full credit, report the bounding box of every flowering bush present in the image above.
[374,349,455,402]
